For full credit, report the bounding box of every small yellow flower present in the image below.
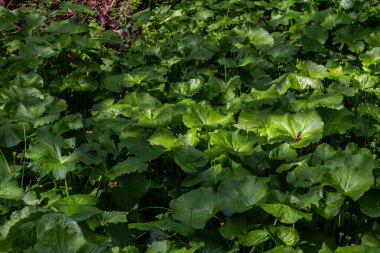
[86,130,94,134]
[108,180,118,189]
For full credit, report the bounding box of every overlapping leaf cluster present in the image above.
[1,0,380,252]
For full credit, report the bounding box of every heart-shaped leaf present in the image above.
[173,145,208,174]
[217,176,268,216]
[265,111,324,148]
[170,187,217,229]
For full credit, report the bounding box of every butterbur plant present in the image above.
[0,0,380,252]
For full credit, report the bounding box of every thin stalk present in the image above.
[0,148,11,174]
[20,123,27,188]
[273,218,278,226]
[137,206,172,212]
[95,175,103,198]
[65,177,69,196]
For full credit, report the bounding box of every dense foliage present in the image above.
[1,0,380,252]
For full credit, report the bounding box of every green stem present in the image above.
[136,206,172,212]
[95,175,103,198]
[65,177,69,196]
[21,122,27,188]
[273,218,278,226]
[0,148,11,174]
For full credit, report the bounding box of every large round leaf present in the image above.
[359,190,380,217]
[173,145,209,174]
[217,176,268,216]
[27,130,78,179]
[325,144,376,200]
[209,130,257,156]
[265,111,324,148]
[183,104,234,129]
[170,187,217,229]
[266,225,300,247]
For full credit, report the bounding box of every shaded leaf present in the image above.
[170,187,217,229]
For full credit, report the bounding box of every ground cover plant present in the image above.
[1,0,380,252]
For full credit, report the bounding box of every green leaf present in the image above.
[45,20,87,34]
[360,48,380,70]
[286,163,326,188]
[87,211,127,229]
[362,224,380,248]
[0,156,24,200]
[53,194,101,221]
[63,72,98,92]
[107,157,148,178]
[52,113,83,135]
[238,229,270,247]
[268,143,298,162]
[353,73,378,92]
[0,206,44,250]
[265,111,324,148]
[131,9,152,31]
[21,13,45,35]
[22,213,87,252]
[266,225,300,247]
[261,204,312,224]
[325,144,376,200]
[124,137,165,161]
[329,167,373,201]
[132,104,173,128]
[311,143,337,165]
[235,109,270,132]
[148,128,177,151]
[0,122,23,148]
[317,192,345,219]
[171,79,203,98]
[27,129,78,179]
[217,176,268,216]
[170,187,217,229]
[0,7,18,31]
[263,245,303,253]
[111,174,151,210]
[335,245,380,253]
[173,145,209,174]
[358,103,380,122]
[194,9,214,20]
[219,214,262,240]
[280,73,322,94]
[289,91,343,112]
[234,24,274,50]
[33,99,67,127]
[359,190,380,217]
[175,128,200,147]
[209,130,257,156]
[183,104,234,129]
[339,0,356,9]
[319,108,355,136]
